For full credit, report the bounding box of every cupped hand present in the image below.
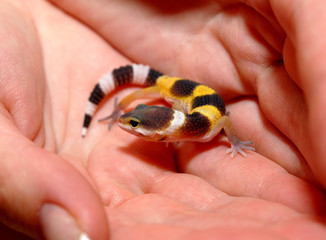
[1,0,326,239]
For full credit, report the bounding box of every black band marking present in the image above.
[146,68,163,86]
[83,114,92,128]
[179,112,211,137]
[170,79,199,97]
[192,93,226,114]
[113,65,133,87]
[89,83,105,105]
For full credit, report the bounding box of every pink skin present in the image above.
[1,0,326,239]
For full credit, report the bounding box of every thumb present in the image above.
[0,115,109,240]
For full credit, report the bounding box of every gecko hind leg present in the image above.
[210,115,255,157]
[98,97,123,130]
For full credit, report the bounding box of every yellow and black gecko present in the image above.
[82,64,255,157]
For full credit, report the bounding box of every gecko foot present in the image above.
[226,140,255,158]
[98,97,123,130]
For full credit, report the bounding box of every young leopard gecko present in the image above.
[82,64,255,157]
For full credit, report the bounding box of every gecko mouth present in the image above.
[118,122,144,137]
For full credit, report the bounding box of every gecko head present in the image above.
[118,104,174,141]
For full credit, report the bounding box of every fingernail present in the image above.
[40,204,91,240]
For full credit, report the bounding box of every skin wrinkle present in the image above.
[255,64,309,180]
[57,78,73,154]
[254,77,311,181]
[207,6,277,95]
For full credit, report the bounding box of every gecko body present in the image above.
[82,64,254,157]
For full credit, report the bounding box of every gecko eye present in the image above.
[129,119,140,128]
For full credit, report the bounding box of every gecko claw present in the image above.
[226,140,255,158]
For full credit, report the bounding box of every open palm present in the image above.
[1,0,326,239]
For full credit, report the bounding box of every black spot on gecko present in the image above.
[158,136,167,141]
[179,112,210,137]
[146,68,164,86]
[170,79,199,97]
[113,65,133,86]
[192,93,226,114]
[83,114,92,128]
[89,83,105,105]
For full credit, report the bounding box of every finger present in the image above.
[255,65,314,181]
[271,0,326,187]
[48,0,284,86]
[0,119,108,239]
[0,2,109,238]
[0,1,46,142]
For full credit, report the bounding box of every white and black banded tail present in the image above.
[82,64,163,137]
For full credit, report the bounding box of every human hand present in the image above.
[0,0,109,239]
[1,0,326,239]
